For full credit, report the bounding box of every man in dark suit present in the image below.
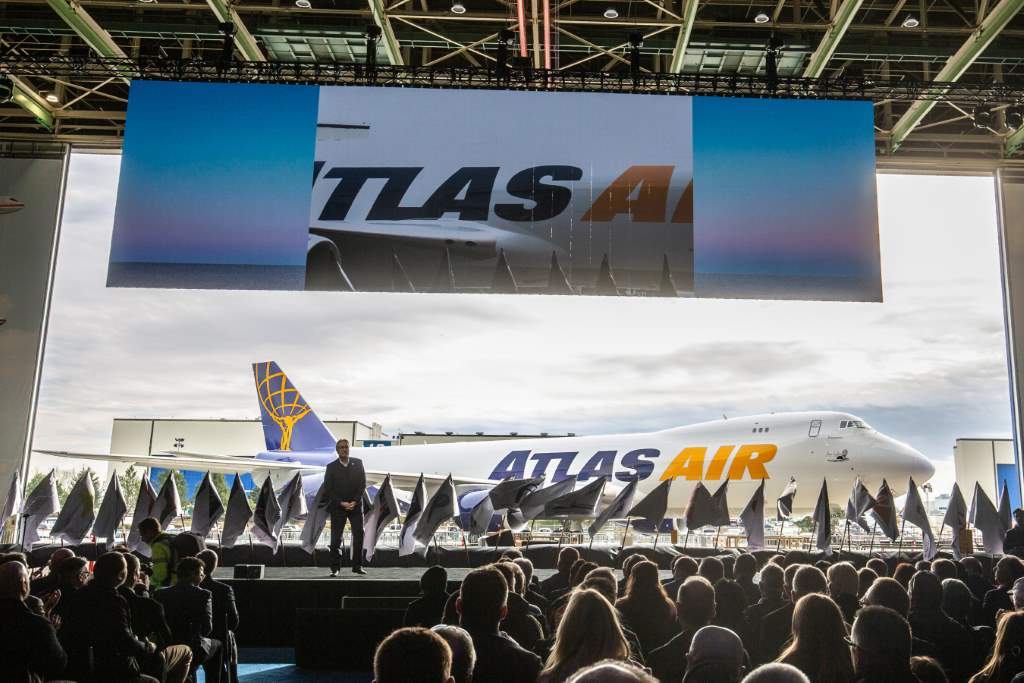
[324,438,368,575]
[120,552,192,683]
[198,549,240,683]
[155,556,222,682]
[0,561,67,682]
[60,552,159,682]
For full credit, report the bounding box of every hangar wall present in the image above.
[954,438,1016,504]
[0,149,68,524]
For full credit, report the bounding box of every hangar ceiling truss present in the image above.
[0,0,1023,166]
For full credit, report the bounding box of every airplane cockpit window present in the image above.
[840,420,848,428]
[809,420,822,437]
[840,420,869,430]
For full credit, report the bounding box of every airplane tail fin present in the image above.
[252,362,336,452]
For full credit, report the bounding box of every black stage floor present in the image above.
[214,566,566,581]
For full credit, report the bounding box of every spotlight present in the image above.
[973,103,993,129]
[295,0,311,7]
[450,1,466,13]
[754,11,770,23]
[44,92,59,103]
[604,7,619,18]
[901,14,919,28]
[1007,105,1024,131]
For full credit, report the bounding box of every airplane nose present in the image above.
[907,446,935,484]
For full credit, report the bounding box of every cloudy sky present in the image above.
[31,153,1010,493]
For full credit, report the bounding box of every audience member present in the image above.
[51,555,89,621]
[1005,509,1024,556]
[616,560,678,655]
[374,626,454,683]
[494,561,544,651]
[943,577,984,629]
[713,579,752,645]
[541,548,580,598]
[139,517,178,589]
[0,560,67,682]
[198,548,239,683]
[963,557,995,602]
[647,576,717,683]
[61,551,159,682]
[566,659,658,683]
[663,556,700,599]
[735,554,760,605]
[893,563,916,589]
[700,556,726,585]
[759,566,827,664]
[849,605,916,683]
[540,589,632,683]
[970,611,1024,683]
[682,625,746,683]
[826,562,860,623]
[515,558,550,617]
[911,656,949,683]
[1011,577,1024,611]
[857,568,878,598]
[742,663,810,683]
[579,571,645,664]
[916,561,932,572]
[744,562,786,661]
[866,558,889,577]
[908,570,973,680]
[155,556,221,680]
[457,565,542,683]
[617,555,644,597]
[776,593,854,683]
[932,559,958,582]
[984,556,1024,626]
[30,546,74,596]
[120,552,191,683]
[432,625,475,683]
[406,566,451,628]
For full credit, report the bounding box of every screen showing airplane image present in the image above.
[108,81,881,302]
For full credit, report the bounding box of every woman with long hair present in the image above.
[970,611,1024,683]
[615,560,678,654]
[539,589,631,683]
[776,593,855,683]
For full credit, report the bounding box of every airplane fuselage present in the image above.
[257,411,934,515]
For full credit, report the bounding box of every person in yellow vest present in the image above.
[139,518,178,589]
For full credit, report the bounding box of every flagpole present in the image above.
[867,520,877,556]
[806,520,816,552]
[714,526,721,551]
[683,530,689,550]
[895,517,906,558]
[432,533,439,563]
[653,524,660,550]
[523,519,536,559]
[461,532,471,568]
[839,521,849,555]
[619,517,631,554]
[587,531,596,561]
[936,523,945,559]
[776,519,785,552]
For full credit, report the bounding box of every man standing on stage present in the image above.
[325,438,368,576]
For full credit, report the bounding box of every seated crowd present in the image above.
[0,516,238,683]
[383,546,1024,683]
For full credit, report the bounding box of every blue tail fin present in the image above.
[252,362,336,452]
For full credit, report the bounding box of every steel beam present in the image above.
[42,0,127,60]
[205,0,266,62]
[669,0,700,74]
[889,0,1024,151]
[802,0,864,77]
[1008,127,1024,157]
[367,0,404,65]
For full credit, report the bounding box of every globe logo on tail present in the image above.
[256,363,311,451]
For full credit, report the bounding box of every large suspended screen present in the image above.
[109,81,881,301]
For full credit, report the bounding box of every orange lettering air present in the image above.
[582,165,674,223]
[670,180,693,223]
[727,444,777,480]
[660,447,706,481]
[704,445,735,480]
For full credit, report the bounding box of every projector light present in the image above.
[451,1,466,13]
[754,11,770,23]
[295,0,311,7]
[604,7,619,18]
[901,14,919,28]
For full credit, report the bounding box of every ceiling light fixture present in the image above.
[1006,105,1023,131]
[603,7,619,19]
[295,0,311,7]
[450,1,467,13]
[754,11,770,23]
[901,14,919,28]
[44,92,59,103]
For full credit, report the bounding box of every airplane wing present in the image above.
[34,450,324,476]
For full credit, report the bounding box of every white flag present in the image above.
[588,476,638,538]
[93,474,127,542]
[812,479,831,551]
[21,470,59,549]
[127,476,158,551]
[413,475,457,555]
[220,475,252,549]
[50,470,97,546]
[902,477,936,560]
[942,483,968,560]
[845,479,875,533]
[190,472,225,538]
[300,480,329,555]
[274,472,307,536]
[739,480,766,549]
[970,482,1004,555]
[363,474,399,561]
[1,469,21,523]
[469,493,495,536]
[251,476,283,551]
[777,477,797,521]
[999,480,1013,534]
[151,472,183,530]
[399,474,427,557]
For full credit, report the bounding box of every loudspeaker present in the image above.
[233,564,264,579]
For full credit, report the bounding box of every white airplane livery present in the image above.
[41,362,935,520]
